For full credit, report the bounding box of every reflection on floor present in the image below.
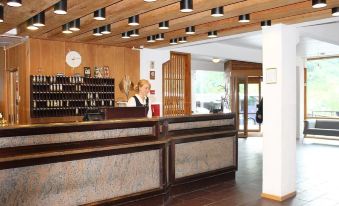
[163,137,339,206]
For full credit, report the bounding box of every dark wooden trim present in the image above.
[172,131,237,144]
[0,120,158,138]
[0,143,163,170]
[170,170,236,196]
[162,113,235,123]
[168,125,235,136]
[0,135,157,158]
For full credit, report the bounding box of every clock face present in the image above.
[66,51,82,68]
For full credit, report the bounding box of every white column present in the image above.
[262,24,299,201]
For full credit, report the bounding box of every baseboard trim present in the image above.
[261,191,296,202]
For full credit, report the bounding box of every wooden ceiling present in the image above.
[1,0,339,49]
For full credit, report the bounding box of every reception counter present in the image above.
[0,113,237,206]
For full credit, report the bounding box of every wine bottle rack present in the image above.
[30,75,115,118]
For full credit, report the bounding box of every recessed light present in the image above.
[26,18,39,30]
[130,29,139,37]
[69,19,80,31]
[128,15,139,26]
[0,5,3,23]
[93,28,103,36]
[100,25,111,34]
[212,58,221,63]
[33,12,45,27]
[156,33,165,40]
[170,39,178,45]
[239,14,250,23]
[147,35,156,43]
[94,8,106,20]
[122,32,131,39]
[62,23,72,34]
[261,20,271,28]
[178,37,187,43]
[159,21,169,30]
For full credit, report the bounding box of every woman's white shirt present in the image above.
[127,94,152,118]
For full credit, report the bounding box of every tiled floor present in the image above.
[167,137,339,206]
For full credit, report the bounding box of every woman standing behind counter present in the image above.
[127,79,152,118]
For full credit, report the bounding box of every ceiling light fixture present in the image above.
[147,35,156,43]
[100,25,111,34]
[186,26,195,34]
[33,12,45,27]
[207,31,217,38]
[7,0,22,7]
[128,15,139,26]
[170,39,178,45]
[54,0,67,15]
[93,28,103,36]
[332,7,339,16]
[156,33,165,40]
[239,14,250,23]
[62,23,72,34]
[312,0,327,8]
[211,7,224,17]
[144,0,157,2]
[26,18,39,30]
[130,29,139,37]
[69,19,80,31]
[0,5,3,23]
[180,0,193,13]
[212,58,221,63]
[178,37,187,43]
[261,20,271,28]
[94,8,106,20]
[159,21,169,29]
[122,32,130,39]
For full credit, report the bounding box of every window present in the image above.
[306,57,339,118]
[192,70,226,114]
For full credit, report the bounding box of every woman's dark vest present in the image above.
[133,96,149,114]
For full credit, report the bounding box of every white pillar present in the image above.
[262,24,299,201]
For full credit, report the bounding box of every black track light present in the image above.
[208,31,217,38]
[7,0,22,7]
[54,0,67,15]
[261,20,271,28]
[130,29,139,37]
[170,39,178,45]
[147,35,156,43]
[33,12,45,27]
[186,26,195,34]
[100,25,111,34]
[156,33,165,40]
[159,21,169,29]
[180,0,193,13]
[239,14,250,23]
[312,0,327,8]
[26,18,38,30]
[0,5,3,23]
[332,7,339,16]
[122,32,130,39]
[211,7,224,17]
[128,15,139,26]
[94,8,106,20]
[62,23,72,34]
[178,37,187,43]
[69,19,80,31]
[93,28,103,36]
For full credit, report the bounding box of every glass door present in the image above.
[247,80,261,132]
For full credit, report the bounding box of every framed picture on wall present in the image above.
[94,67,103,78]
[84,67,91,77]
[150,71,155,80]
[265,68,277,84]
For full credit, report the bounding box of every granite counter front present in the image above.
[0,113,237,206]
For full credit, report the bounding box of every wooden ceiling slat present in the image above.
[115,0,339,48]
[66,0,242,43]
[43,0,180,41]
[0,0,60,34]
[96,0,308,46]
[17,0,122,36]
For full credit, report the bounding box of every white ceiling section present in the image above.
[169,17,339,65]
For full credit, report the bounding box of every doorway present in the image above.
[237,77,261,137]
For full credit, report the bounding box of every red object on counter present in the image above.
[151,104,160,117]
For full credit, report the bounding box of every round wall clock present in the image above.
[66,51,82,68]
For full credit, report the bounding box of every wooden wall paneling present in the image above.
[0,49,6,119]
[112,47,126,103]
[123,48,140,101]
[185,53,191,115]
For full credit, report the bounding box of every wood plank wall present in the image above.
[0,49,6,119]
[162,52,191,116]
[2,38,140,124]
